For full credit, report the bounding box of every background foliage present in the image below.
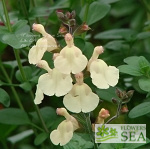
[0,0,150,149]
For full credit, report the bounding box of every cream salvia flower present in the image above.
[28,24,58,64]
[50,108,79,146]
[32,23,58,52]
[36,60,73,99]
[34,85,44,104]
[28,37,47,64]
[63,72,99,113]
[54,33,88,74]
[88,46,119,89]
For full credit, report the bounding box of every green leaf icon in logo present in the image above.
[109,128,118,136]
[96,125,109,137]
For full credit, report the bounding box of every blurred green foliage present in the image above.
[0,0,150,148]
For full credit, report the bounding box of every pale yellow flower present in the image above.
[88,46,119,89]
[50,108,79,146]
[63,72,99,113]
[28,37,47,64]
[54,33,88,74]
[37,60,73,98]
[34,85,44,104]
[28,24,58,64]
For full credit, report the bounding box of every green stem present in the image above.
[30,123,44,132]
[83,113,98,149]
[0,60,24,110]
[2,0,49,133]
[142,0,150,13]
[2,0,12,32]
[105,101,122,124]
[20,0,31,26]
[1,140,8,149]
[82,3,90,39]
[31,0,40,23]
[14,49,27,80]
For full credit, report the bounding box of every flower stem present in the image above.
[2,0,12,32]
[105,101,122,124]
[0,60,24,110]
[14,50,49,133]
[2,0,49,133]
[83,113,98,149]
[31,0,40,23]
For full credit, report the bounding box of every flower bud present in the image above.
[127,90,134,98]
[116,88,124,99]
[69,19,76,27]
[75,72,84,85]
[56,11,65,19]
[32,23,47,36]
[65,11,71,20]
[74,23,90,35]
[71,10,76,19]
[121,105,129,113]
[59,26,68,35]
[112,98,118,104]
[98,108,110,119]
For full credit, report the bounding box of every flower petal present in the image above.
[46,35,58,52]
[54,46,87,74]
[105,66,119,86]
[90,60,109,89]
[34,85,44,104]
[38,69,73,97]
[50,120,73,146]
[28,38,47,64]
[63,84,99,113]
[38,73,55,96]
[90,59,119,89]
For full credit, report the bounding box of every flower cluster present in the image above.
[28,23,119,146]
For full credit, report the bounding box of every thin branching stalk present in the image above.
[105,101,122,124]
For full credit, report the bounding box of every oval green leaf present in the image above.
[0,88,10,107]
[0,108,30,125]
[128,102,150,118]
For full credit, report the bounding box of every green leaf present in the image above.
[19,82,32,92]
[96,87,119,102]
[74,38,85,52]
[86,2,110,25]
[137,32,150,40]
[0,20,33,49]
[34,132,49,146]
[29,7,50,18]
[15,66,32,82]
[0,88,10,107]
[63,133,93,149]
[98,0,120,4]
[95,29,136,40]
[104,40,125,51]
[0,108,30,125]
[128,102,150,118]
[83,42,94,59]
[138,78,150,92]
[30,107,57,128]
[118,56,150,76]
[118,65,142,76]
[8,130,34,144]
